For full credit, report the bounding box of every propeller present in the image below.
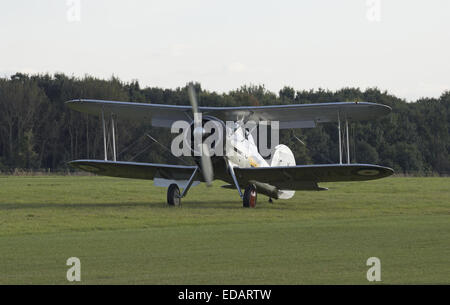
[188,83,214,186]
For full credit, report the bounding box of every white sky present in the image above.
[1,0,449,101]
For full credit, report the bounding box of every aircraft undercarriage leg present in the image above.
[243,184,257,208]
[167,167,199,207]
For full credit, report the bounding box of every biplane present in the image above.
[67,85,394,208]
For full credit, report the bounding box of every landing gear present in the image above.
[243,184,257,208]
[167,184,181,206]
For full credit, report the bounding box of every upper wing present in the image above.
[233,164,394,190]
[69,160,199,181]
[66,99,391,129]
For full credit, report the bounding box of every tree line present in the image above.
[0,73,448,175]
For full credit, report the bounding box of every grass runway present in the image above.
[0,176,449,284]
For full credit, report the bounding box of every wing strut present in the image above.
[111,113,117,161]
[346,118,350,164]
[338,111,342,164]
[337,111,351,164]
[102,107,107,161]
[100,107,118,162]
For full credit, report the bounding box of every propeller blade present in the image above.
[201,143,213,186]
[188,83,214,186]
[188,83,199,118]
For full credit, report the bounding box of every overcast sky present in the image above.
[1,0,449,101]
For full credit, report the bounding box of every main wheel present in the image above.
[243,184,257,208]
[167,184,181,206]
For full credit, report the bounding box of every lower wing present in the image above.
[233,164,394,191]
[69,160,199,182]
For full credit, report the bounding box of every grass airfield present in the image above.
[0,175,449,284]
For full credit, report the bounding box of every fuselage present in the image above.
[223,122,269,169]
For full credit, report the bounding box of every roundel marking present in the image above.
[78,165,100,172]
[357,169,380,176]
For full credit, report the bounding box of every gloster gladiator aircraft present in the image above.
[67,85,394,208]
